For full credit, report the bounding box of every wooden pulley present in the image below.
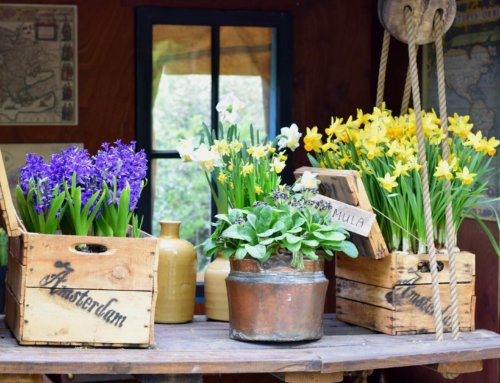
[378,0,456,45]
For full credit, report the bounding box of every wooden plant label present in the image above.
[294,166,389,259]
[314,194,375,237]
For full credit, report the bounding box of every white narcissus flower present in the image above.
[278,123,302,151]
[176,139,197,161]
[293,171,321,191]
[192,143,222,172]
[216,93,245,125]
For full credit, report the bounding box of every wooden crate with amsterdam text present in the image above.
[336,251,476,335]
[0,152,159,347]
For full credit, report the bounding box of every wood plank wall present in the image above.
[1,1,498,383]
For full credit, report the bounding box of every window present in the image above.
[136,9,292,270]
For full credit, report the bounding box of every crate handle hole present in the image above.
[417,261,444,273]
[73,243,108,254]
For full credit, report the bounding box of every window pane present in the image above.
[219,26,274,140]
[152,25,212,150]
[152,159,211,272]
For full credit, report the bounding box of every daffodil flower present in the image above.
[456,167,476,185]
[192,143,222,172]
[434,159,453,180]
[277,123,302,151]
[484,137,500,156]
[377,173,398,192]
[176,139,196,161]
[216,93,245,125]
[303,126,323,152]
[293,171,320,191]
[241,163,254,176]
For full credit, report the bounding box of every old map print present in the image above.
[424,0,500,218]
[0,4,77,125]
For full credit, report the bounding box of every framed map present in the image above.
[423,0,500,219]
[0,4,77,125]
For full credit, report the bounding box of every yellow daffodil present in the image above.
[448,113,473,139]
[248,145,267,159]
[241,163,254,175]
[278,151,288,161]
[218,172,227,184]
[484,136,500,156]
[393,161,410,177]
[377,173,398,192]
[270,157,286,174]
[465,131,486,152]
[231,140,244,152]
[456,166,476,185]
[254,185,263,195]
[353,109,370,128]
[434,159,454,180]
[211,139,230,156]
[325,117,343,136]
[303,126,323,152]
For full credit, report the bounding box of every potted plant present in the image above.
[177,93,302,321]
[201,174,358,341]
[0,141,158,347]
[302,106,499,334]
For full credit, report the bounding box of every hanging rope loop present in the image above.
[378,0,456,45]
[403,4,445,341]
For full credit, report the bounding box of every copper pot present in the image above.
[226,253,329,342]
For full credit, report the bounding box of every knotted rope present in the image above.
[434,11,460,340]
[376,3,461,342]
[404,6,444,340]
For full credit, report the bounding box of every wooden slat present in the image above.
[336,282,475,335]
[0,315,497,375]
[336,251,475,289]
[336,278,394,310]
[24,233,157,291]
[0,150,20,237]
[284,372,344,383]
[21,288,153,345]
[0,374,43,383]
[294,167,388,259]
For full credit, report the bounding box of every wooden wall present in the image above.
[0,0,381,156]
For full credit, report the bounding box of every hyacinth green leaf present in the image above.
[222,225,253,242]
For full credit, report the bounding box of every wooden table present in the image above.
[1,315,500,383]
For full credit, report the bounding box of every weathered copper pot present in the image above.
[226,253,329,342]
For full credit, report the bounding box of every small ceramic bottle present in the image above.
[155,221,197,323]
[204,254,230,321]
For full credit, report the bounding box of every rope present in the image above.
[376,30,391,109]
[434,11,461,340]
[404,6,444,341]
[401,65,412,115]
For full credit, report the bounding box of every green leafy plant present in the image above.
[202,180,358,269]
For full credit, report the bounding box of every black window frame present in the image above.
[135,7,293,234]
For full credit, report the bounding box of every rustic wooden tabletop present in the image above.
[1,315,499,382]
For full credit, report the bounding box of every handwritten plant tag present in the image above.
[314,194,376,237]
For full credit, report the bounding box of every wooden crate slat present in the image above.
[24,233,157,291]
[294,166,388,259]
[0,150,20,237]
[22,288,153,345]
[336,251,475,287]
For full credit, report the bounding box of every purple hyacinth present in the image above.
[94,140,147,211]
[19,153,52,214]
[49,146,99,207]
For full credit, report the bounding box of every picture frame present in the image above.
[0,4,78,125]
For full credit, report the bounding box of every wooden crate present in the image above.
[335,251,476,335]
[0,153,158,347]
